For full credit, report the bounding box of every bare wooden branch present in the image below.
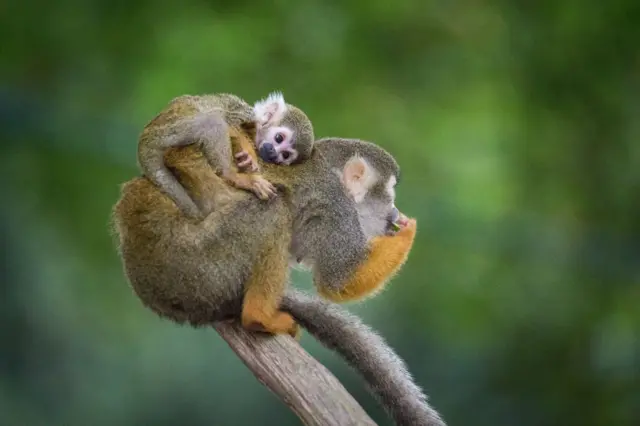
[214,321,377,426]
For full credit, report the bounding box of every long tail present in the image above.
[280,289,446,426]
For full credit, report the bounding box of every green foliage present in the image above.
[1,1,639,425]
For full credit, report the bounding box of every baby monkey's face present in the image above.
[255,125,299,166]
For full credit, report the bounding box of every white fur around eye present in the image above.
[342,155,379,203]
[269,126,293,143]
[386,175,397,200]
[253,91,288,125]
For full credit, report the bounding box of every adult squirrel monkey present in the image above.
[112,134,445,426]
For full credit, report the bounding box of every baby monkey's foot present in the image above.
[234,151,258,173]
[248,176,277,200]
[226,173,277,200]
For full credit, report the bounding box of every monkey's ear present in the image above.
[254,91,288,126]
[341,155,378,203]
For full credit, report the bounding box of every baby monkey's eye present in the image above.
[282,151,291,160]
[274,133,285,144]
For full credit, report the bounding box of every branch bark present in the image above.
[214,321,377,426]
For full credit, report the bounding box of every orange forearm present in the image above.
[318,219,417,302]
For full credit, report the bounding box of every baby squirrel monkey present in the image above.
[138,92,314,219]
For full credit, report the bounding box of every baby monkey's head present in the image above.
[253,92,314,166]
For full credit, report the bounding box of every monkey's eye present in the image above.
[274,133,285,144]
[282,151,291,160]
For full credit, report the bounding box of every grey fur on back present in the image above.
[282,289,446,426]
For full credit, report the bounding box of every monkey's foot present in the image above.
[249,176,278,200]
[234,151,258,173]
[226,172,277,200]
[270,312,300,339]
[241,310,299,338]
[290,323,302,341]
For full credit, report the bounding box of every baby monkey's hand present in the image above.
[235,151,259,173]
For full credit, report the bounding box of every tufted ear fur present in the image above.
[254,91,288,126]
[341,155,379,203]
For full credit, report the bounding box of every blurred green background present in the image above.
[1,1,639,425]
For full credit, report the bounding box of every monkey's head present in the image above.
[253,92,314,166]
[316,138,408,239]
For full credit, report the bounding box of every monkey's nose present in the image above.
[259,143,278,163]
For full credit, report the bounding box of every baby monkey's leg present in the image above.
[241,241,299,339]
[227,126,277,200]
[232,121,259,173]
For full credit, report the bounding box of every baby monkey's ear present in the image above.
[254,91,288,126]
[341,155,379,203]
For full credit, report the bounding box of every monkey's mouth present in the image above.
[387,212,408,233]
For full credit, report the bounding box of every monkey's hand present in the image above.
[318,218,417,302]
[234,151,259,173]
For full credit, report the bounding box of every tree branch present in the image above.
[214,321,377,426]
